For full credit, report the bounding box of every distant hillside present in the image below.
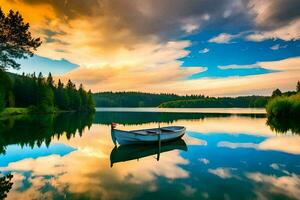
[159,96,269,108]
[92,92,269,108]
[92,92,203,107]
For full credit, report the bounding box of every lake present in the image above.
[0,108,300,200]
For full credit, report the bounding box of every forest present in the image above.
[92,92,269,108]
[0,71,95,113]
[92,92,207,107]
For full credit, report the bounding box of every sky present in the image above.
[1,0,300,96]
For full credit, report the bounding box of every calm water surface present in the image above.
[0,108,299,200]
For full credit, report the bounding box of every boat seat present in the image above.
[146,130,158,134]
[161,128,175,132]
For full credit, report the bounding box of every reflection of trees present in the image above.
[0,112,94,154]
[94,112,264,125]
[0,173,13,200]
[267,116,300,134]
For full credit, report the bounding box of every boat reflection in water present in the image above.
[110,138,187,167]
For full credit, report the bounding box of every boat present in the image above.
[110,139,187,167]
[111,125,186,145]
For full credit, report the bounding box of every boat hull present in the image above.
[112,126,186,145]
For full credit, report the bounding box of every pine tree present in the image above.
[36,73,54,113]
[0,8,41,71]
[297,81,300,93]
[54,79,69,110]
[87,90,95,112]
[46,73,55,89]
[79,84,88,111]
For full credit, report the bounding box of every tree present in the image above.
[36,73,54,113]
[0,70,13,110]
[297,81,300,93]
[0,8,41,71]
[79,84,88,111]
[272,88,282,97]
[87,90,95,112]
[46,73,55,89]
[54,79,69,110]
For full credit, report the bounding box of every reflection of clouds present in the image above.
[258,136,300,155]
[217,135,300,155]
[208,168,234,179]
[183,116,274,136]
[182,184,197,197]
[218,141,258,149]
[246,172,300,200]
[199,158,210,165]
[270,163,290,175]
[183,135,207,146]
[3,124,189,200]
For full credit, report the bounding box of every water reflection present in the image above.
[94,111,266,125]
[0,110,300,200]
[0,173,13,199]
[267,116,300,134]
[110,139,187,167]
[0,112,94,154]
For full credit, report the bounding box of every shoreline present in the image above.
[0,107,93,119]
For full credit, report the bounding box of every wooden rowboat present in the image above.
[111,126,186,145]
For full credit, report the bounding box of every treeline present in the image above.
[266,82,300,133]
[159,96,268,108]
[0,71,95,113]
[93,92,205,107]
[93,91,268,108]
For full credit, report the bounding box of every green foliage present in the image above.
[271,88,282,97]
[159,96,269,108]
[93,92,268,108]
[0,70,13,111]
[266,93,300,134]
[0,8,41,70]
[297,81,300,93]
[93,92,204,107]
[1,72,95,114]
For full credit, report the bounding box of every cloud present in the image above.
[0,0,252,66]
[247,0,300,41]
[199,158,210,165]
[248,0,300,30]
[218,64,260,70]
[2,0,300,96]
[208,168,234,179]
[199,48,210,54]
[245,21,300,41]
[208,33,237,44]
[270,44,287,50]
